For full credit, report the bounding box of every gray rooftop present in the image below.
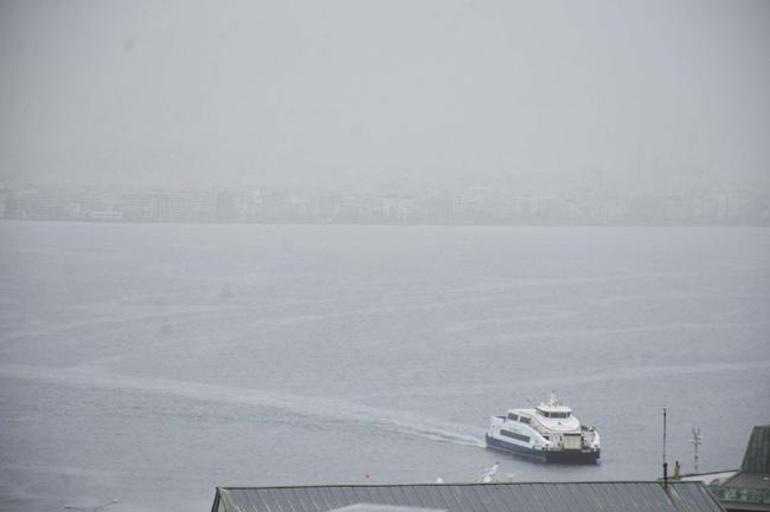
[212,482,725,512]
[702,424,770,509]
[741,425,770,475]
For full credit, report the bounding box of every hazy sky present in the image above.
[1,0,769,192]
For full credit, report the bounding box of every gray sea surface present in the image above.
[1,221,768,512]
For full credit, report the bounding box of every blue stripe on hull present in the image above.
[485,434,545,461]
[485,434,600,464]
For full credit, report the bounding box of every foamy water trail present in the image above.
[0,364,486,448]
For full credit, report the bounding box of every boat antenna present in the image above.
[662,407,668,487]
[690,427,703,473]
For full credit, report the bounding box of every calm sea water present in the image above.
[1,221,768,512]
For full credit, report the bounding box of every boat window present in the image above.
[507,413,519,421]
[519,416,531,425]
[500,430,530,443]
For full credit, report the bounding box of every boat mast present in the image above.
[548,390,558,407]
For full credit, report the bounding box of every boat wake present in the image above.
[0,363,485,448]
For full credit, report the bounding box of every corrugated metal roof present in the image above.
[741,424,770,474]
[212,482,725,512]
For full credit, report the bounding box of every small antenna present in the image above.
[690,427,703,473]
[662,408,668,487]
[549,390,558,406]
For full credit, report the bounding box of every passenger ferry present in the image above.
[485,393,600,463]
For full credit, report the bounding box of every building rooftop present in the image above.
[211,481,724,512]
[742,425,770,474]
[678,425,770,511]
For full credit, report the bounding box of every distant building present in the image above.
[87,210,124,221]
[211,481,724,512]
[120,192,156,221]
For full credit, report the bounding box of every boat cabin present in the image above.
[534,392,573,419]
[536,407,572,419]
[506,411,532,424]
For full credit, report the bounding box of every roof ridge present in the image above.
[217,481,707,491]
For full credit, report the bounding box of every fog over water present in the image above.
[1,2,770,512]
[1,0,769,192]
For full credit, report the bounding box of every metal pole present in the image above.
[695,443,698,473]
[663,408,668,487]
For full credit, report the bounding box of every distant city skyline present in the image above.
[3,181,767,225]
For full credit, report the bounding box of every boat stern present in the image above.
[544,449,600,464]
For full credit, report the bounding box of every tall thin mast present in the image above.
[662,408,668,486]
